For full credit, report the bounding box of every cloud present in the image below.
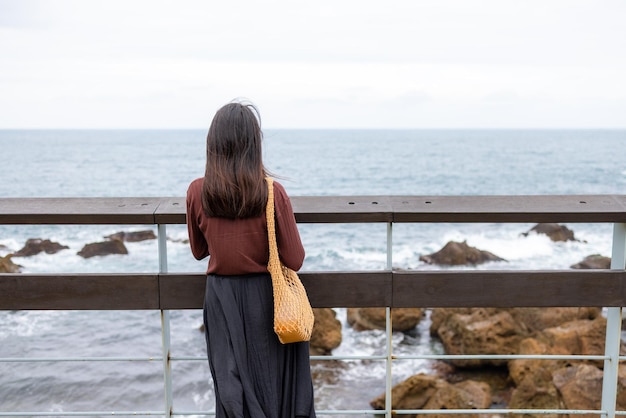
[0,0,625,128]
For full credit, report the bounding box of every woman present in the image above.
[186,101,316,418]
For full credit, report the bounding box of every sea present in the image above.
[1,129,625,416]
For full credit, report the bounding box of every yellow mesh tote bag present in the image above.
[265,177,315,344]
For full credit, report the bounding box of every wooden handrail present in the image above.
[1,195,625,224]
[2,270,625,310]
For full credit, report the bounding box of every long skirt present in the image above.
[203,273,316,418]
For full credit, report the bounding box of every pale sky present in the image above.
[1,0,625,129]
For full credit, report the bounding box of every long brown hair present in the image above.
[201,101,268,218]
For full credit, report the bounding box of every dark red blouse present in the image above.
[186,177,305,275]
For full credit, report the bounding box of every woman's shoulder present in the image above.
[187,177,203,198]
[271,179,291,197]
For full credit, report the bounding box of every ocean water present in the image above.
[1,129,625,415]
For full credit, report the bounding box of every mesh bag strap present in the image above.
[265,177,280,269]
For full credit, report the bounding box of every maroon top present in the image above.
[186,177,305,275]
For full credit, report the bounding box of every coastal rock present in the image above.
[0,254,21,273]
[105,230,157,242]
[310,308,342,355]
[540,316,608,367]
[571,254,611,269]
[370,373,491,416]
[77,240,128,258]
[506,316,612,417]
[419,241,505,266]
[523,223,579,242]
[435,308,525,367]
[552,364,603,415]
[552,363,626,415]
[430,308,601,368]
[13,238,69,257]
[347,307,424,332]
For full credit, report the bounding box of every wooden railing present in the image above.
[1,194,626,417]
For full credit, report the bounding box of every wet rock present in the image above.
[105,230,156,242]
[370,373,491,417]
[571,254,611,269]
[0,254,21,273]
[77,240,128,258]
[419,241,506,266]
[310,308,342,355]
[13,238,69,257]
[347,307,424,332]
[523,223,579,242]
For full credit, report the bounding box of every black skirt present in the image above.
[203,273,316,418]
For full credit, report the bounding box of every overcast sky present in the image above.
[1,0,625,129]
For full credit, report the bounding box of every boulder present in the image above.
[539,316,608,367]
[370,373,491,417]
[105,230,157,242]
[434,308,525,367]
[0,254,21,273]
[13,238,69,257]
[77,240,128,258]
[571,254,611,270]
[507,338,567,417]
[507,316,613,418]
[553,363,626,416]
[347,307,424,332]
[430,308,601,368]
[523,223,579,242]
[310,308,342,355]
[552,364,603,417]
[419,241,506,266]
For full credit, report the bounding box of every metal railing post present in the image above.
[385,222,393,418]
[158,224,173,418]
[601,223,626,418]
[387,222,393,271]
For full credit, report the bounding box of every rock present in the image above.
[370,374,441,411]
[552,363,626,415]
[77,240,128,258]
[0,254,21,273]
[523,223,579,242]
[507,317,613,418]
[539,316,608,367]
[435,308,525,367]
[430,307,601,368]
[105,230,157,242]
[571,254,611,269]
[13,238,69,257]
[553,364,603,415]
[347,307,424,332]
[370,373,491,417]
[423,380,492,414]
[508,338,566,417]
[419,241,506,266]
[310,308,342,355]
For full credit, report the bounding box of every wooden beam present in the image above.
[300,271,392,308]
[392,270,626,307]
[0,274,159,310]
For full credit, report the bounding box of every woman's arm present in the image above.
[274,182,305,271]
[186,179,210,260]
